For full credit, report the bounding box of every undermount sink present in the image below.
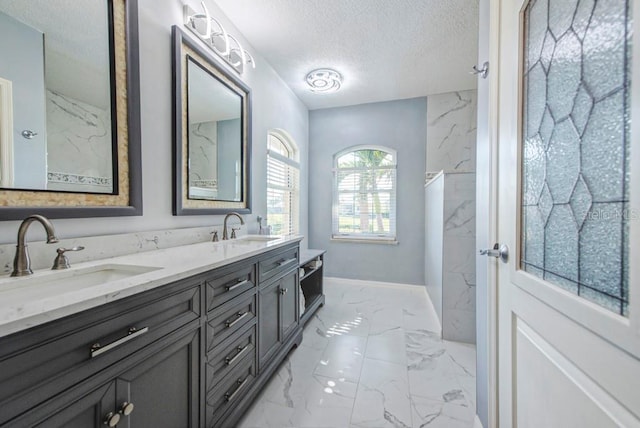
[229,235,280,244]
[0,264,161,295]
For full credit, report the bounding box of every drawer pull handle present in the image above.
[277,258,297,267]
[279,287,288,295]
[226,279,249,292]
[225,376,249,402]
[225,344,249,366]
[91,327,149,358]
[225,312,249,329]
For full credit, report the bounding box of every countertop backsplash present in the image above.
[0,225,231,275]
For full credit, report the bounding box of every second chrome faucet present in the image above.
[222,212,245,240]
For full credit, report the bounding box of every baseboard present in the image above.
[325,276,426,290]
[474,415,484,428]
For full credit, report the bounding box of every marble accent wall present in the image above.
[425,89,477,344]
[46,89,113,193]
[442,173,476,343]
[426,90,477,174]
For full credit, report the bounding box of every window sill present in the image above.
[331,236,399,245]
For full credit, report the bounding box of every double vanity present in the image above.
[0,233,325,428]
[0,1,324,425]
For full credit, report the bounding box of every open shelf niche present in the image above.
[298,249,326,325]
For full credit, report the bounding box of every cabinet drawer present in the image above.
[205,263,256,311]
[206,291,256,352]
[206,322,256,392]
[0,278,201,426]
[206,353,256,428]
[258,246,298,284]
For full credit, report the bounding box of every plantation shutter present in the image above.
[266,138,299,236]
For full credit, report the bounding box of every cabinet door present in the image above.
[258,280,280,368]
[115,329,200,428]
[20,381,117,428]
[279,271,298,340]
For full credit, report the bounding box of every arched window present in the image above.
[333,146,397,241]
[267,130,299,235]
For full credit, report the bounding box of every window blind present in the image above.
[267,148,299,236]
[332,161,397,240]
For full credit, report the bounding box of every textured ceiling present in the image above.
[0,0,109,70]
[215,0,479,110]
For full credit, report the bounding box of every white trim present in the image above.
[268,128,299,162]
[330,236,399,245]
[483,0,500,426]
[0,77,14,188]
[334,144,397,160]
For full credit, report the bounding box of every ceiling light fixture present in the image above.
[184,2,256,74]
[306,68,342,93]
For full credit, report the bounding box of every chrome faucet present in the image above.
[222,212,245,240]
[11,215,59,277]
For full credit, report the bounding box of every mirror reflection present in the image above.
[187,57,242,201]
[0,0,115,194]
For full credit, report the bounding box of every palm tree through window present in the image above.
[332,146,397,241]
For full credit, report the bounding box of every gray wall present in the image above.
[217,118,241,201]
[0,12,46,189]
[309,98,426,285]
[0,0,310,250]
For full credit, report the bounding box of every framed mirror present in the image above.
[0,0,141,220]
[172,26,251,215]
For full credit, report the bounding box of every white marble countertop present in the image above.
[0,235,303,338]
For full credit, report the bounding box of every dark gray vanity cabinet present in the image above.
[19,327,200,428]
[0,277,202,428]
[258,246,299,370]
[0,241,305,428]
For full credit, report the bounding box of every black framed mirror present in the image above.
[172,26,251,215]
[0,0,142,220]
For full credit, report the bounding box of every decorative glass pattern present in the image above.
[521,0,632,315]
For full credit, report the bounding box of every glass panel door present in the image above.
[521,0,632,315]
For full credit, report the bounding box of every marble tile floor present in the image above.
[239,277,477,428]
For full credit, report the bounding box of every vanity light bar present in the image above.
[184,2,256,74]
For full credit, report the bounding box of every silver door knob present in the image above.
[479,243,509,263]
[120,401,135,416]
[104,411,121,427]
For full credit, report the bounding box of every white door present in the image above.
[494,0,640,426]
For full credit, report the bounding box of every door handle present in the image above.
[479,243,509,263]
